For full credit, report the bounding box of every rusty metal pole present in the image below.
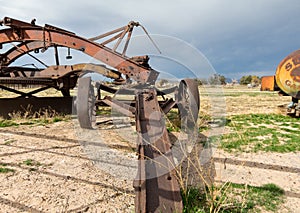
[133,88,183,213]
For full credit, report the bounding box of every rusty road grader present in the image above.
[0,17,200,212]
[261,50,300,116]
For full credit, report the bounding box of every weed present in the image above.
[0,119,18,127]
[0,163,15,173]
[0,167,15,173]
[4,139,17,145]
[182,183,284,212]
[22,159,42,167]
[0,109,71,128]
[165,109,181,132]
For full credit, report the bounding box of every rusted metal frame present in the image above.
[1,40,123,80]
[157,86,178,96]
[112,25,130,53]
[0,41,31,66]
[0,17,38,28]
[1,66,43,77]
[44,24,75,35]
[95,99,175,109]
[2,41,121,79]
[134,88,183,213]
[0,84,51,97]
[0,40,56,68]
[20,85,52,97]
[98,83,118,94]
[114,86,178,97]
[99,31,124,46]
[0,76,53,85]
[6,41,49,68]
[57,75,79,96]
[101,96,135,117]
[89,22,139,57]
[0,27,159,84]
[89,26,126,41]
[1,17,73,36]
[73,64,121,80]
[122,27,133,56]
[160,98,176,114]
[0,66,39,77]
[138,24,162,54]
[100,21,138,54]
[0,42,124,81]
[0,84,29,96]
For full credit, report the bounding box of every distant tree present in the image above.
[240,75,252,85]
[251,75,261,86]
[208,74,226,85]
[240,75,261,86]
[219,75,226,85]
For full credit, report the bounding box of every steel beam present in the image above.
[134,88,182,213]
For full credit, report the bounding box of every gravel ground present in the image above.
[0,86,299,212]
[0,121,135,212]
[0,118,299,212]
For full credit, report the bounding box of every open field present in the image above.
[0,85,299,212]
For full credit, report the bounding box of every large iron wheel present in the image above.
[77,77,96,129]
[177,79,200,132]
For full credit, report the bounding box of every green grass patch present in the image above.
[22,159,42,167]
[218,114,300,153]
[0,115,70,128]
[165,109,181,132]
[0,163,15,173]
[0,119,19,127]
[182,183,284,213]
[21,159,43,172]
[0,167,15,173]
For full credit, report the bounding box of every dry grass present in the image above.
[0,87,76,98]
[199,85,291,116]
[176,85,290,212]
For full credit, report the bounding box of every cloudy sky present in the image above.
[1,0,300,79]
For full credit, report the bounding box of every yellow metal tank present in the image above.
[275,49,300,99]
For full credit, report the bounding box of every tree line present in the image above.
[196,74,261,86]
[157,74,262,87]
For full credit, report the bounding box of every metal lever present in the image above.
[66,47,72,59]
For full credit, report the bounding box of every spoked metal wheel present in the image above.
[77,77,96,129]
[177,79,200,132]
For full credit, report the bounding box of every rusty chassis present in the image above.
[0,17,200,212]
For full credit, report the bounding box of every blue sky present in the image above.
[1,0,300,79]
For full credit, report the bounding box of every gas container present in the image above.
[261,49,300,99]
[275,50,300,99]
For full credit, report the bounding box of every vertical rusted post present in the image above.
[133,88,183,213]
